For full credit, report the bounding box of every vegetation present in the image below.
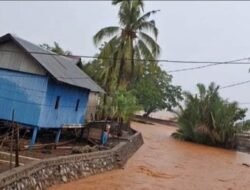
[40,1,250,150]
[40,0,182,124]
[102,89,142,123]
[39,1,249,148]
[82,0,182,123]
[93,0,160,89]
[235,120,250,131]
[172,82,248,148]
[133,64,182,117]
[40,42,72,55]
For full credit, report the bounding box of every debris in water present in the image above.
[242,163,250,167]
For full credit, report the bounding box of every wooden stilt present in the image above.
[29,127,38,150]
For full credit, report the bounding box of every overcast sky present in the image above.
[1,1,250,118]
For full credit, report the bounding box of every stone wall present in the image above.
[134,115,177,126]
[236,132,250,153]
[0,132,143,190]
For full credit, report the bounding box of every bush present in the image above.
[172,82,248,148]
[110,89,142,123]
[97,89,141,124]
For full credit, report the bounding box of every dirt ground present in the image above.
[50,122,250,190]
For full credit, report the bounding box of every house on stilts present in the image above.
[0,33,104,147]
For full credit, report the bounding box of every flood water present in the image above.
[50,122,250,190]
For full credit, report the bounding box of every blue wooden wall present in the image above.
[0,69,48,126]
[38,79,89,128]
[0,69,90,129]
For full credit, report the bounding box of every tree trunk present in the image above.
[143,110,153,118]
[130,37,135,82]
[101,94,107,120]
[117,56,125,89]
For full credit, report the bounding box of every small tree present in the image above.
[112,89,142,123]
[96,89,141,124]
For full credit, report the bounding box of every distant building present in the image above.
[0,33,104,146]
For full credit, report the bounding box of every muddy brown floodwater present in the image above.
[50,122,250,190]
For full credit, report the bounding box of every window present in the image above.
[75,99,80,112]
[55,96,60,109]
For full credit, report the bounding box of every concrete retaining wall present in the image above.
[0,132,144,190]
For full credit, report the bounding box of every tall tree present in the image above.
[93,0,160,88]
[134,64,183,117]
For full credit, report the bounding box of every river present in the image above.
[50,122,250,190]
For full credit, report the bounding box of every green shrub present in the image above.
[173,82,248,148]
[98,89,141,123]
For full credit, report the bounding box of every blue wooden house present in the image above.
[0,33,104,146]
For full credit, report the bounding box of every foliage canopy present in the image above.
[133,64,182,117]
[93,0,160,88]
[173,82,248,148]
[83,0,183,122]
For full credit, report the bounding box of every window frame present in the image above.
[75,99,80,112]
[55,96,60,109]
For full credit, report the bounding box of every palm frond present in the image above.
[112,0,129,5]
[113,0,144,10]
[139,32,160,57]
[133,10,160,31]
[93,26,120,46]
[136,20,159,39]
[137,39,155,61]
[131,0,144,11]
[196,83,206,99]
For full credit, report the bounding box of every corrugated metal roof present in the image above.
[0,33,104,93]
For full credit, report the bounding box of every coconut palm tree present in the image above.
[93,0,160,88]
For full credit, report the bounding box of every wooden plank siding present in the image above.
[0,41,46,75]
[85,92,100,121]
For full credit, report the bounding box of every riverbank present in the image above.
[50,122,250,190]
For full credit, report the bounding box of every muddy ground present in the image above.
[50,122,250,190]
